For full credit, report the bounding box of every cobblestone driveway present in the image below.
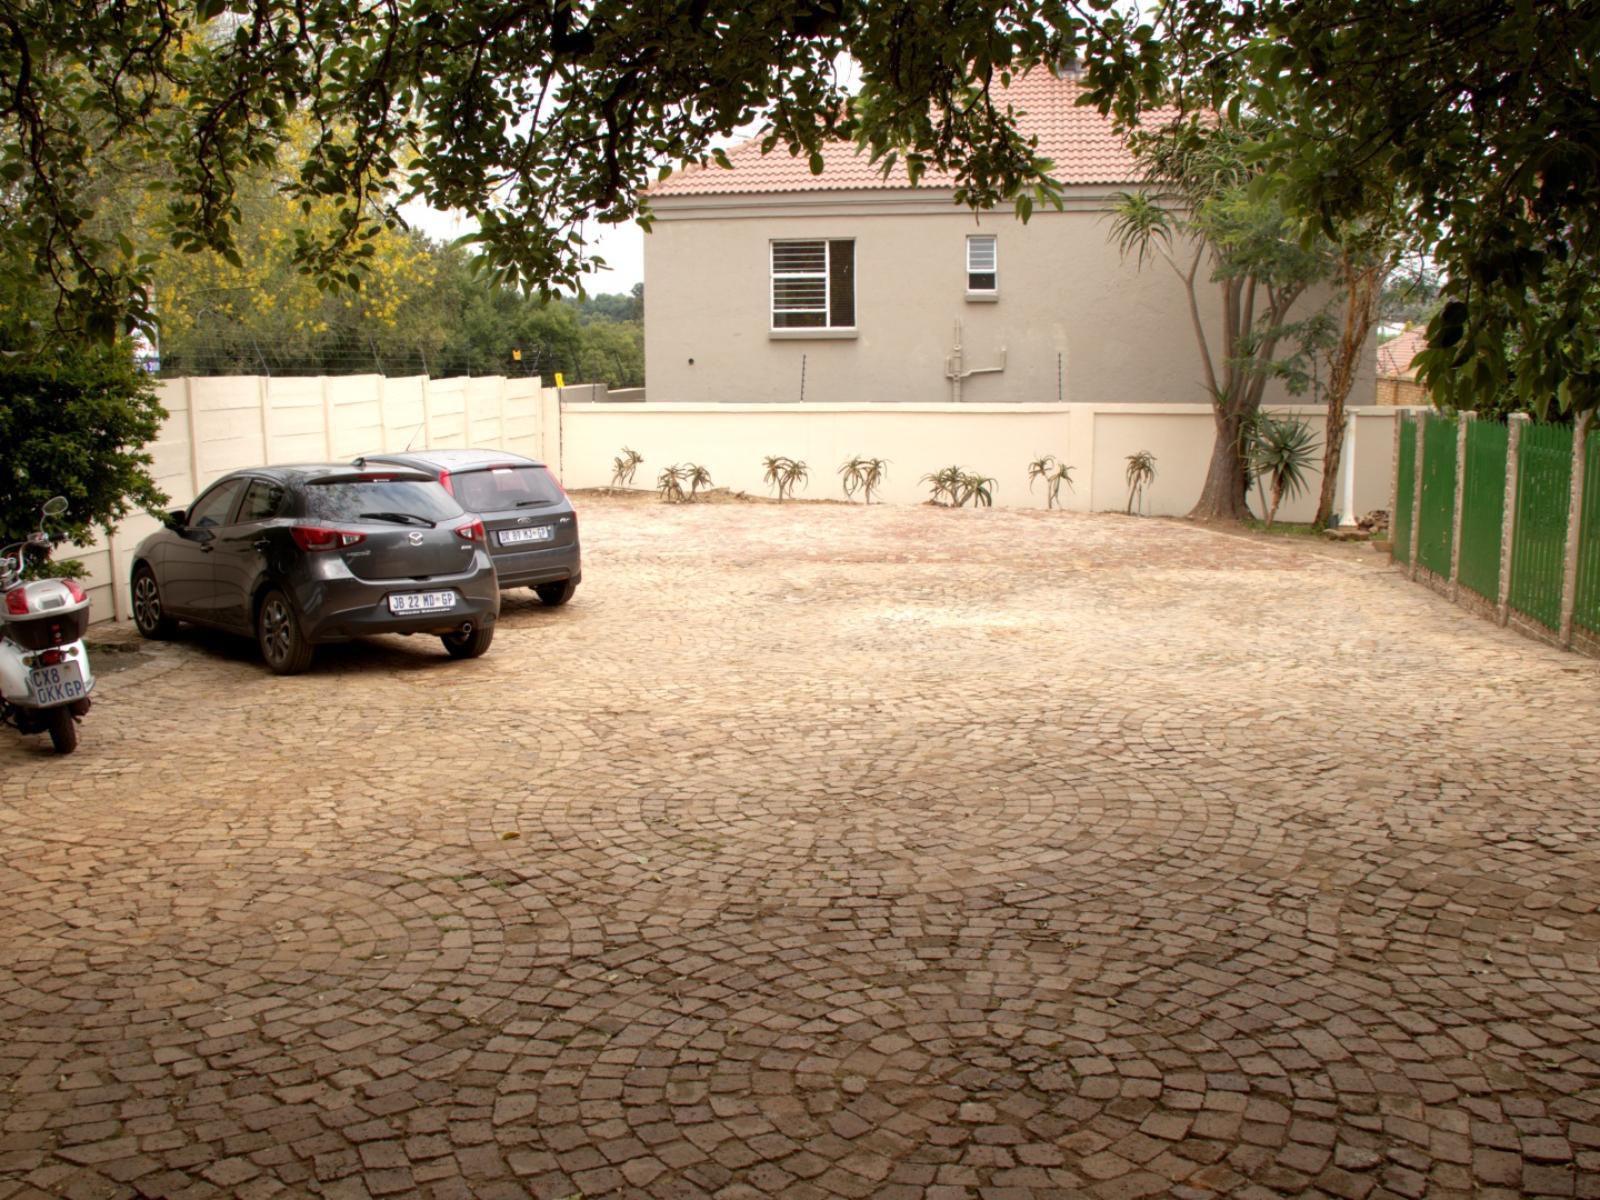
[4,497,1600,1200]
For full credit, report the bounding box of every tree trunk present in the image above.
[1188,406,1255,521]
[1313,260,1384,529]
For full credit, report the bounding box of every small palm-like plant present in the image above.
[611,447,644,487]
[839,456,889,504]
[685,463,714,500]
[1125,451,1157,515]
[957,471,997,507]
[921,465,964,506]
[656,464,687,503]
[924,466,995,507]
[763,455,809,500]
[1027,454,1076,509]
[1248,415,1320,527]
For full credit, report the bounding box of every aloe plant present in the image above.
[762,455,809,500]
[956,471,997,507]
[611,447,644,487]
[923,465,995,507]
[685,463,714,500]
[1247,415,1320,527]
[839,456,888,503]
[1027,454,1075,509]
[1125,451,1156,515]
[656,464,687,503]
[921,465,963,505]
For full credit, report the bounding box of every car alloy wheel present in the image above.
[257,589,313,674]
[132,567,177,639]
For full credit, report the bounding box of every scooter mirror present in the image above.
[42,496,68,517]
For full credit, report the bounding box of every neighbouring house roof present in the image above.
[647,69,1158,197]
[1377,327,1429,379]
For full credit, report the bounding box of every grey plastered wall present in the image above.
[642,188,1378,409]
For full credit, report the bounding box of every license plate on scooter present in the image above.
[29,661,86,705]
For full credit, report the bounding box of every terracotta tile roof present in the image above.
[648,69,1157,197]
[1377,327,1430,379]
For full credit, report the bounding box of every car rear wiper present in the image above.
[515,499,554,507]
[359,511,436,527]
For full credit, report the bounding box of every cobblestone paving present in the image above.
[4,496,1600,1200]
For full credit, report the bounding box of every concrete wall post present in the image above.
[1559,411,1592,648]
[1498,414,1529,626]
[1450,412,1472,599]
[1408,411,1425,582]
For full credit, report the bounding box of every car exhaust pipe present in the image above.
[459,621,474,636]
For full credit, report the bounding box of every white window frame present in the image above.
[966,234,998,297]
[770,239,855,332]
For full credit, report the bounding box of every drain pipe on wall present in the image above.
[945,320,1006,403]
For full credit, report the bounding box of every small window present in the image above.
[772,240,855,330]
[239,480,285,522]
[967,235,997,293]
[187,478,246,529]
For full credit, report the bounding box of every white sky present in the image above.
[400,202,646,295]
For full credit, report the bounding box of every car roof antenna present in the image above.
[404,422,424,452]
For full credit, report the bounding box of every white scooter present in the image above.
[0,498,94,755]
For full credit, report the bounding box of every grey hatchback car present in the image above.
[129,464,501,674]
[357,450,581,605]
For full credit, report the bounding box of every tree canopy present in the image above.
[1079,0,1600,416]
[4,0,1595,414]
[1,0,1072,338]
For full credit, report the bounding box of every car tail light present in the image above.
[4,588,27,616]
[61,580,86,603]
[38,649,64,666]
[291,525,367,551]
[455,519,485,544]
[437,469,454,497]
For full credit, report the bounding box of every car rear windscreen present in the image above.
[306,480,463,523]
[453,466,562,511]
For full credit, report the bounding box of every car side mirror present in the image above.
[164,508,188,531]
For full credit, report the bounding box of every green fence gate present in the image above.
[1574,434,1600,636]
[1508,422,1574,629]
[1457,420,1508,603]
[1416,412,1458,577]
[1392,416,1416,564]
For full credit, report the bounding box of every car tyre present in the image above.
[46,707,78,755]
[131,565,179,639]
[441,622,495,660]
[257,589,314,675]
[534,579,577,607]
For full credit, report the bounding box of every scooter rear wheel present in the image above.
[46,707,78,755]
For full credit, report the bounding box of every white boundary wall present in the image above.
[559,400,1402,522]
[73,380,1402,624]
[70,374,547,624]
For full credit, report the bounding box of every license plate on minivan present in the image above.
[389,591,456,614]
[498,526,553,546]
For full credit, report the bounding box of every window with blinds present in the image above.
[771,240,855,329]
[967,235,998,293]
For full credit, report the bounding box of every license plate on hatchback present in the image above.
[498,526,553,546]
[29,661,86,706]
[388,591,456,614]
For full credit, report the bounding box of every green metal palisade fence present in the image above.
[1508,422,1573,630]
[1392,417,1416,565]
[1457,420,1508,602]
[1416,412,1457,577]
[1574,434,1600,636]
